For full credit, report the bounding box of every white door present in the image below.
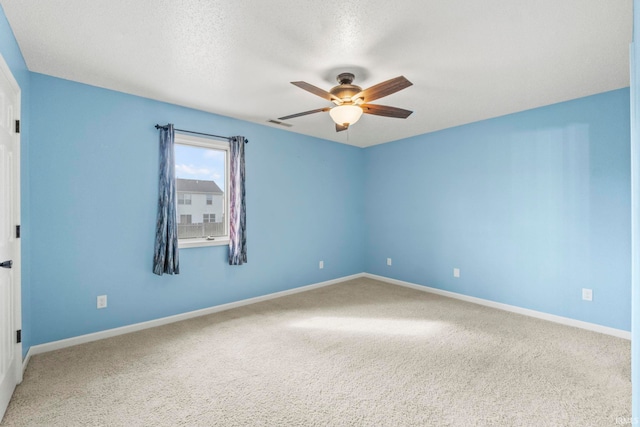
[0,52,21,422]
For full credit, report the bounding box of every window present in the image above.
[178,193,192,205]
[174,133,229,248]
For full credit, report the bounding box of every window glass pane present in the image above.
[175,143,226,240]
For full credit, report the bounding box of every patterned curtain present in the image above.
[153,124,180,275]
[229,136,247,265]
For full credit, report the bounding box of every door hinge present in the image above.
[16,225,20,239]
[16,330,21,344]
[15,120,20,134]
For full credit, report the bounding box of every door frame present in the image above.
[0,50,23,384]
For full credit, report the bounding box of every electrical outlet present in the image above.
[97,295,107,309]
[319,260,324,269]
[582,288,593,301]
[387,258,392,266]
[453,268,460,278]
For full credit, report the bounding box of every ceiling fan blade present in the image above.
[351,76,413,103]
[336,123,349,132]
[362,104,413,119]
[291,81,341,102]
[278,107,330,121]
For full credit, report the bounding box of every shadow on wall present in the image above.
[507,124,590,290]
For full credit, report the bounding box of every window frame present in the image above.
[175,133,230,249]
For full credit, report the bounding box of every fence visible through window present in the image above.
[178,219,225,239]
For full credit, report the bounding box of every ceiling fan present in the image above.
[278,72,413,132]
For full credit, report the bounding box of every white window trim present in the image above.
[175,133,230,249]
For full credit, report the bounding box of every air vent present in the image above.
[267,119,293,127]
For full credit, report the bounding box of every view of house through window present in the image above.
[174,136,228,243]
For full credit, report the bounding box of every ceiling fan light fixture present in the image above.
[283,74,413,133]
[329,104,363,126]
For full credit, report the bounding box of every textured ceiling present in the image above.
[0,0,632,147]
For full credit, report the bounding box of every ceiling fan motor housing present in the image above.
[331,73,362,102]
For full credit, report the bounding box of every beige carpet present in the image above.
[0,278,631,426]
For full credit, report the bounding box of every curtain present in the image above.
[153,124,180,275]
[229,136,247,265]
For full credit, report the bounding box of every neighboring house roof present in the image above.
[177,178,223,194]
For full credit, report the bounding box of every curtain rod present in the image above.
[154,124,248,143]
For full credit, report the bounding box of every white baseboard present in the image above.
[27,273,365,358]
[364,273,631,340]
[23,271,629,371]
[21,347,31,376]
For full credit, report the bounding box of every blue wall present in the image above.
[364,89,631,331]
[0,5,31,357]
[28,73,365,345]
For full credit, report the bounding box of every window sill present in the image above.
[179,238,229,249]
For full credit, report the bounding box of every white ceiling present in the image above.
[0,0,632,147]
